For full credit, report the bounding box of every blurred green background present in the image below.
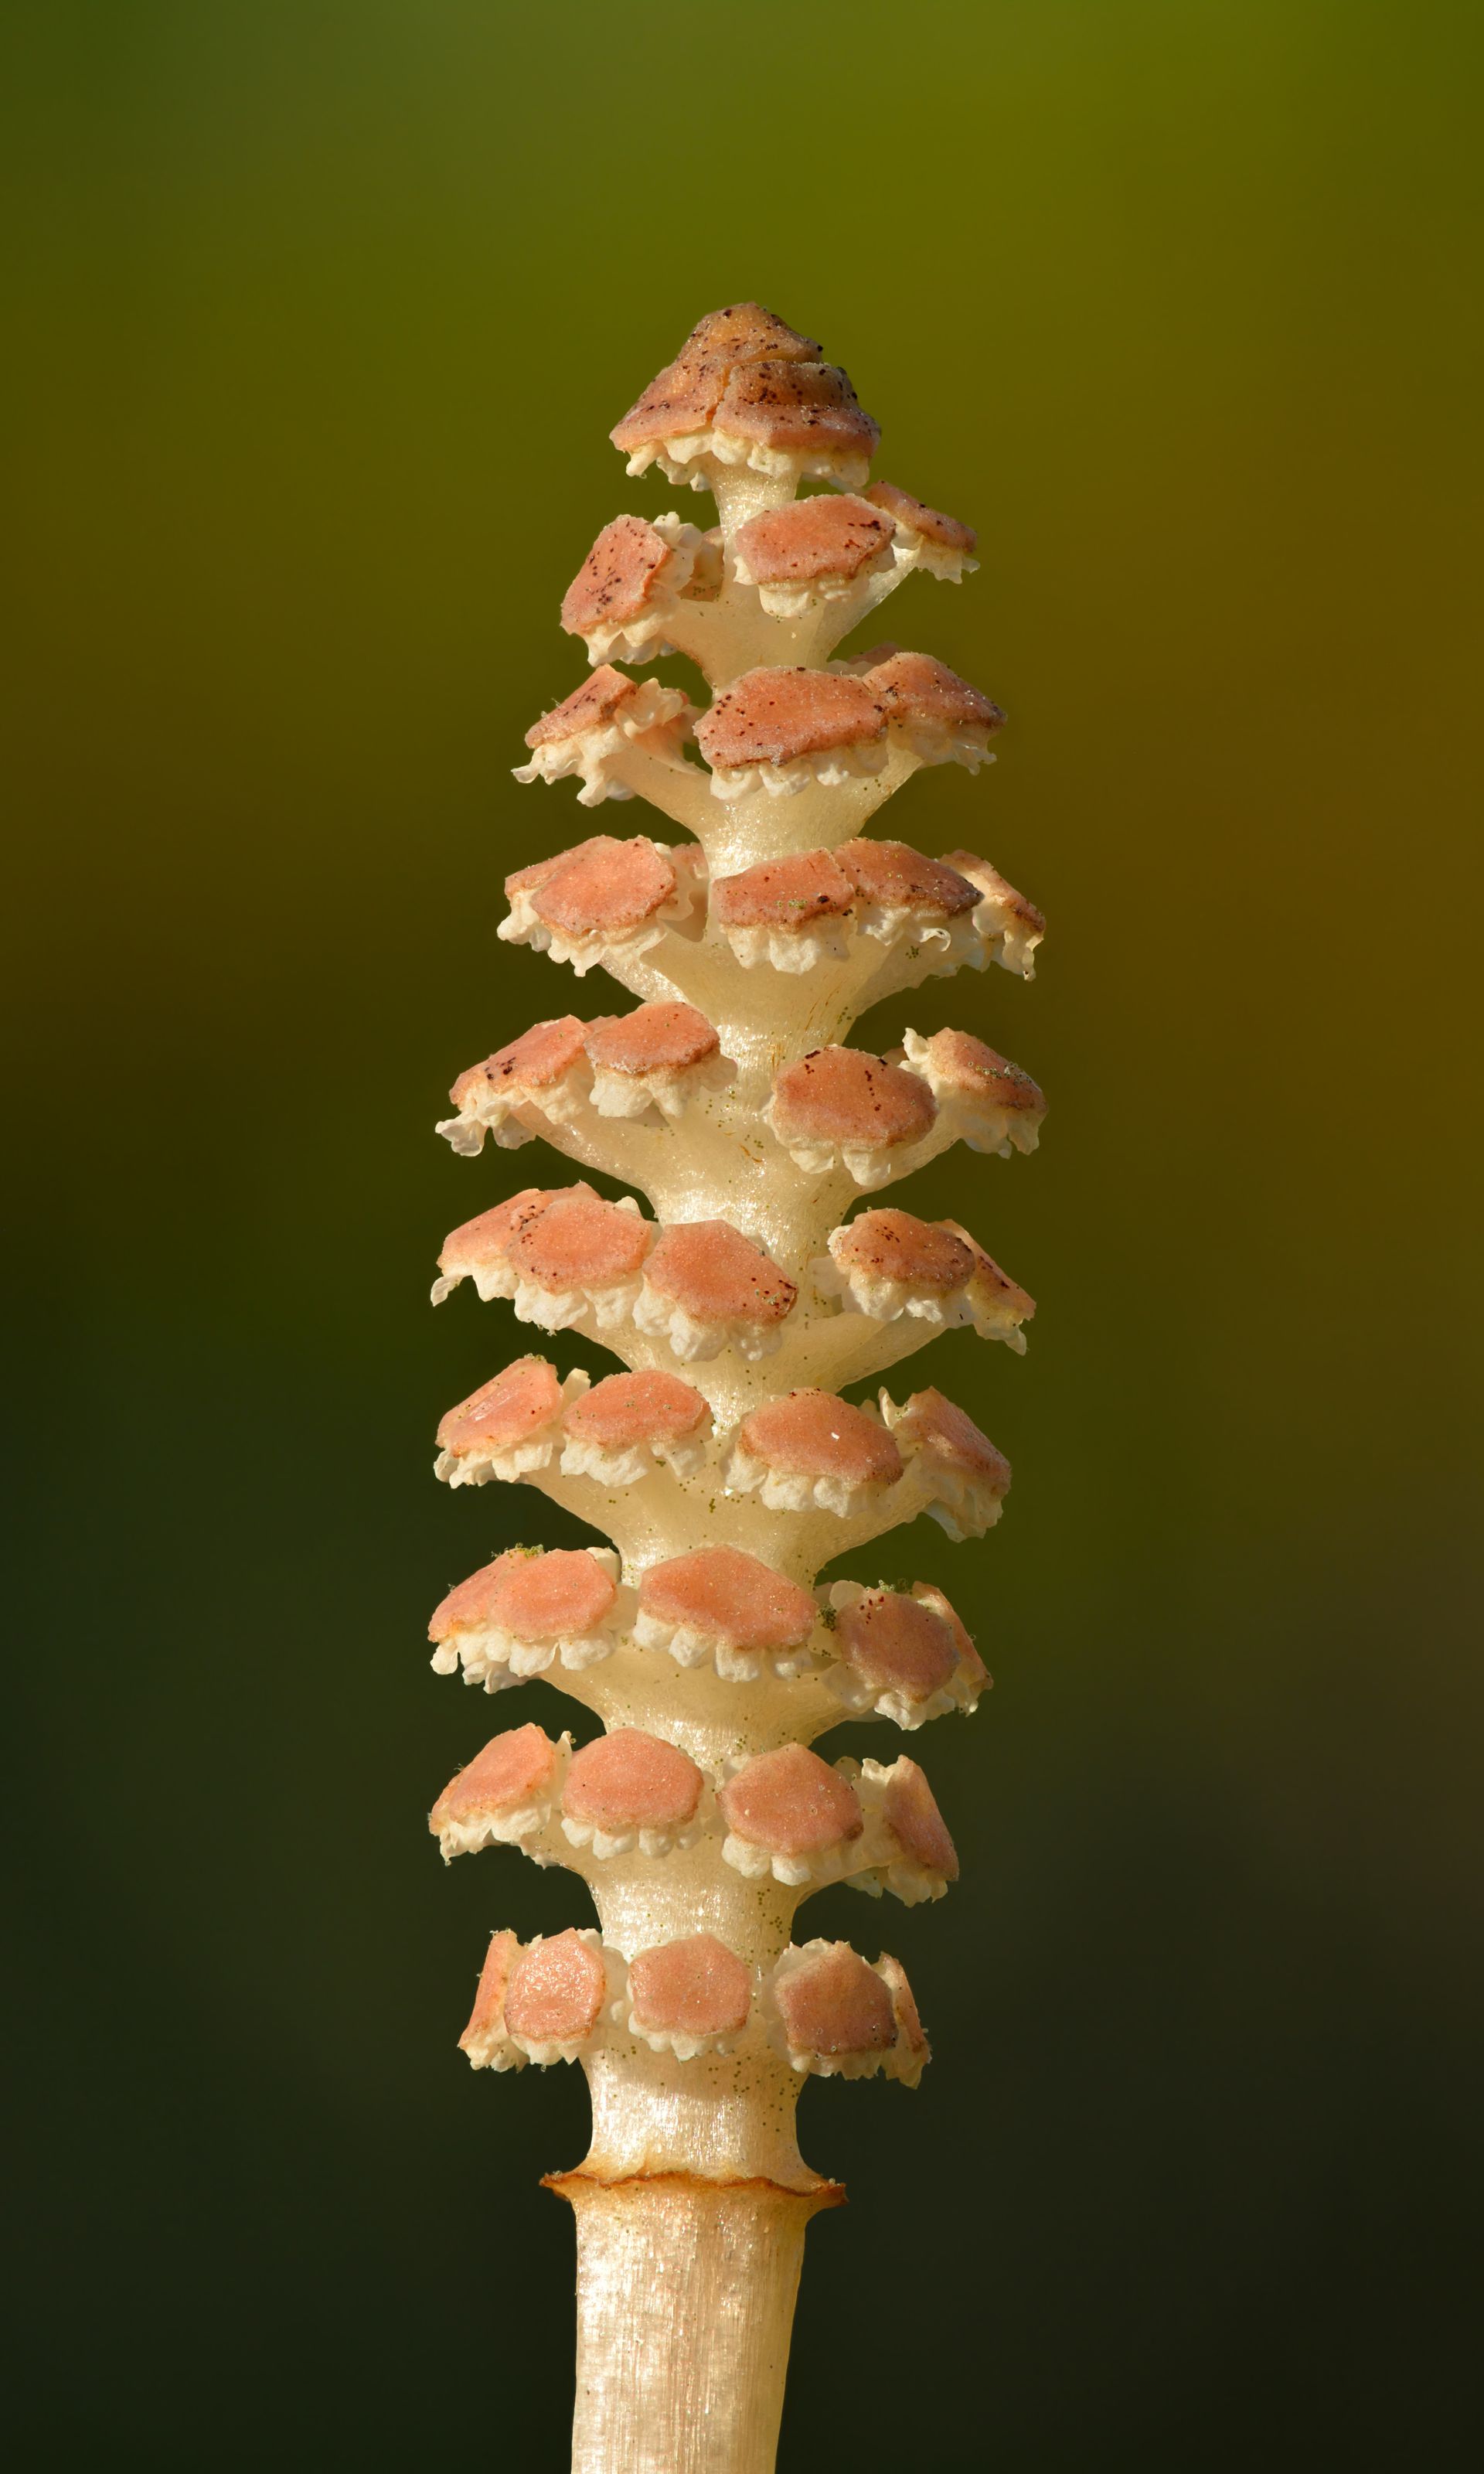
[5,2,1480,2465]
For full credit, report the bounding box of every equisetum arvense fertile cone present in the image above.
[427,302,1047,2474]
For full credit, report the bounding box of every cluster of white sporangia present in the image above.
[426,305,1046,2176]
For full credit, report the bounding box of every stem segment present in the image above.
[552,2173,843,2474]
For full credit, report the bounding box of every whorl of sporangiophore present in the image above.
[422,303,1048,2474]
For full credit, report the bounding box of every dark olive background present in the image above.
[5,3,1480,2466]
